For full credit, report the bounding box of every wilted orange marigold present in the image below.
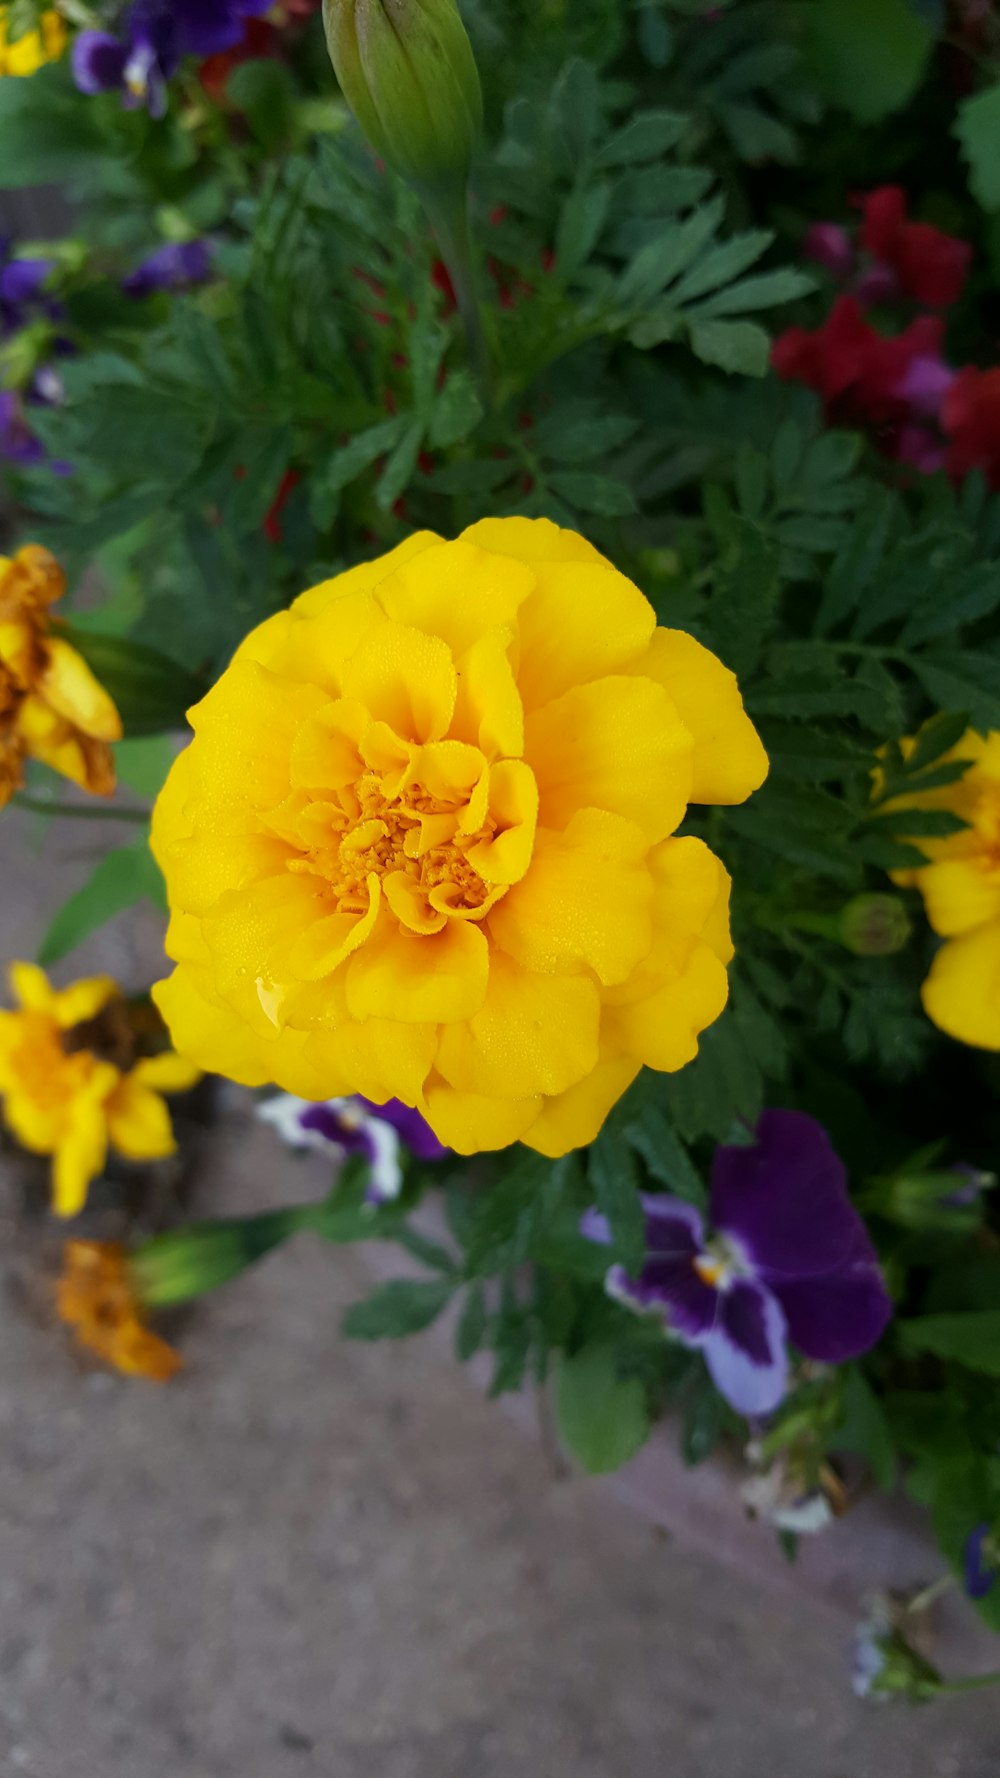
[0,545,122,808]
[56,1241,182,1383]
[152,519,768,1154]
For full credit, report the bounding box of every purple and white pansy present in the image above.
[583,1109,892,1416]
[257,1093,447,1205]
[73,0,273,115]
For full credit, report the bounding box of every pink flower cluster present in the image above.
[773,186,1000,490]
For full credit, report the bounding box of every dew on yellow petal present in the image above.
[631,628,769,806]
[526,673,694,843]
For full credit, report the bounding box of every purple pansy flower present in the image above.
[168,0,273,55]
[583,1110,892,1417]
[804,222,855,281]
[73,2,181,118]
[123,239,214,299]
[257,1093,447,1204]
[964,1523,998,1600]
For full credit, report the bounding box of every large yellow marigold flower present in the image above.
[882,726,1000,1050]
[151,519,767,1154]
[0,6,66,75]
[0,545,123,808]
[0,964,201,1215]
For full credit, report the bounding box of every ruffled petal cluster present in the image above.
[882,727,1000,1050]
[0,545,122,809]
[0,965,200,1215]
[152,519,767,1155]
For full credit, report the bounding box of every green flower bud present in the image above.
[323,0,483,192]
[131,1210,305,1308]
[838,894,913,957]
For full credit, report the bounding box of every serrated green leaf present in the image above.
[455,1282,488,1361]
[689,319,770,377]
[831,1366,897,1490]
[38,842,164,968]
[899,1312,1000,1376]
[546,471,636,516]
[555,181,611,277]
[555,1343,651,1474]
[596,109,686,167]
[692,267,815,318]
[803,0,935,122]
[589,1126,645,1275]
[428,371,484,448]
[342,1277,453,1340]
[955,84,1000,211]
[375,416,425,512]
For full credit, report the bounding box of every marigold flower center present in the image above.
[282,770,497,919]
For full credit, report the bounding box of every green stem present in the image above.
[420,183,491,401]
[908,1573,956,1616]
[937,1672,1000,1695]
[12,794,151,824]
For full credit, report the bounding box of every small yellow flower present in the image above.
[0,964,201,1215]
[152,518,767,1155]
[56,1241,182,1382]
[0,544,123,809]
[0,6,66,76]
[880,726,1000,1050]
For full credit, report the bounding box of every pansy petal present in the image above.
[53,1091,112,1219]
[773,1242,891,1363]
[922,922,1000,1051]
[609,1254,718,1339]
[435,952,599,1099]
[628,629,767,805]
[488,808,651,985]
[710,1109,865,1281]
[703,1282,789,1416]
[131,1051,201,1093]
[526,675,693,842]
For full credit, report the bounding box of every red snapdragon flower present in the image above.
[858,187,971,310]
[942,367,1000,489]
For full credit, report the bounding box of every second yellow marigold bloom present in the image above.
[0,544,122,808]
[0,6,66,75]
[152,518,768,1154]
[0,964,201,1215]
[882,726,1000,1050]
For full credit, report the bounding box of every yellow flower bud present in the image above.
[323,0,483,191]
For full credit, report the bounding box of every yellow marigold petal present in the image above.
[525,675,693,843]
[514,560,656,712]
[340,618,456,744]
[921,921,1000,1051]
[105,1079,176,1161]
[287,877,382,983]
[629,629,768,805]
[53,1092,111,1218]
[451,627,524,760]
[346,918,489,1024]
[523,1053,643,1158]
[435,952,600,1099]
[375,539,535,657]
[460,516,605,566]
[309,1017,436,1105]
[131,1052,202,1093]
[605,941,730,1073]
[606,836,732,1009]
[468,759,538,885]
[153,967,337,1097]
[9,960,54,1012]
[201,873,344,1023]
[150,744,195,867]
[918,858,1000,937]
[0,615,37,683]
[186,663,330,824]
[15,696,116,796]
[38,637,122,741]
[289,698,368,791]
[291,532,443,619]
[51,975,119,1029]
[161,830,294,919]
[488,807,652,985]
[420,1077,542,1153]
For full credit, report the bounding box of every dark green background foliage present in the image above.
[3,0,1000,1629]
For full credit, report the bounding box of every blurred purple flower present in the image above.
[257,1093,447,1204]
[943,1162,996,1209]
[73,1,180,117]
[169,0,272,55]
[123,239,214,299]
[582,1110,892,1417]
[0,240,57,337]
[805,222,855,281]
[964,1523,998,1600]
[0,389,45,465]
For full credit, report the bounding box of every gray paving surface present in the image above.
[2,806,999,1777]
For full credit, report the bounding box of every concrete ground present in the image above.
[2,807,999,1777]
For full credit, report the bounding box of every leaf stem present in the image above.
[12,794,151,824]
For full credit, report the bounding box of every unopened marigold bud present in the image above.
[323,0,483,192]
[838,894,912,957]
